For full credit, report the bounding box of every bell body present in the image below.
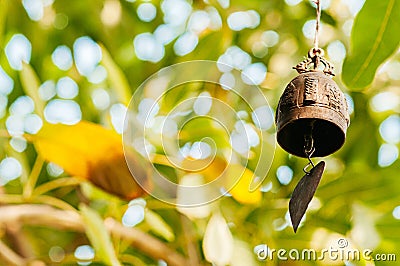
[276,71,350,158]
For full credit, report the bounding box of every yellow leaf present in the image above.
[178,156,261,204]
[181,156,227,182]
[179,156,261,204]
[224,164,262,205]
[32,121,150,200]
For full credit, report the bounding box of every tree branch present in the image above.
[5,225,34,259]
[180,214,201,266]
[0,205,188,266]
[0,238,26,266]
[104,218,188,266]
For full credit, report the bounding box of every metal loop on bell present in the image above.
[293,48,335,76]
[308,47,324,58]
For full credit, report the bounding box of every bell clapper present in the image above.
[289,161,325,233]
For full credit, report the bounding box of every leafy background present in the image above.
[0,0,399,265]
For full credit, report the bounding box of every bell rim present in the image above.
[276,105,348,158]
[276,104,349,134]
[277,118,346,158]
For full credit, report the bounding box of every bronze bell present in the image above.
[276,49,350,158]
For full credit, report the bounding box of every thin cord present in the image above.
[313,0,321,50]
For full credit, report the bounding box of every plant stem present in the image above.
[0,194,24,204]
[0,204,189,266]
[0,239,25,266]
[33,195,77,211]
[151,154,175,167]
[23,155,45,199]
[0,192,76,211]
[32,177,82,196]
[105,218,188,266]
[180,214,202,266]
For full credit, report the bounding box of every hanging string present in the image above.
[313,0,321,50]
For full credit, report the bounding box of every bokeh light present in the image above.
[91,88,110,110]
[276,165,293,185]
[174,32,198,56]
[74,245,95,265]
[39,80,57,101]
[0,157,22,185]
[378,144,398,167]
[134,33,165,63]
[5,34,32,70]
[122,204,145,227]
[22,0,44,21]
[137,3,157,22]
[52,45,73,71]
[44,99,82,125]
[10,137,27,153]
[261,30,280,47]
[370,92,399,113]
[327,40,346,62]
[49,246,65,263]
[161,0,192,26]
[0,66,14,95]
[219,72,236,90]
[193,92,212,115]
[73,37,102,76]
[393,206,400,220]
[241,63,267,85]
[227,10,260,31]
[46,162,64,177]
[154,24,180,45]
[110,103,127,134]
[56,77,79,99]
[188,11,210,33]
[379,115,400,144]
[251,105,274,130]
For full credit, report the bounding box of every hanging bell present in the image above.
[276,48,350,158]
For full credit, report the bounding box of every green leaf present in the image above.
[144,209,175,242]
[342,0,400,90]
[0,0,9,46]
[19,63,45,117]
[80,204,121,266]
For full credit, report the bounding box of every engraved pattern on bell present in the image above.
[276,71,350,158]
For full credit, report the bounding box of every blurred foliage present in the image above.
[342,0,400,89]
[0,0,399,265]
